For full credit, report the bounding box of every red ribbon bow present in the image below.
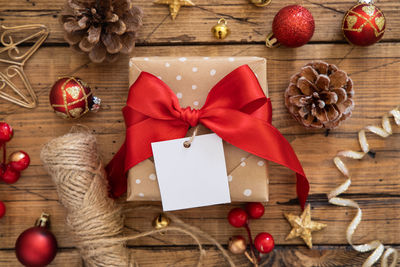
[106,65,309,209]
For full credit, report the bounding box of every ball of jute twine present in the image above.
[40,127,235,267]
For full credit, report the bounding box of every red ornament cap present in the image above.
[267,5,315,48]
[342,3,386,46]
[49,77,100,119]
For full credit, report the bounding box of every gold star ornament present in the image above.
[154,0,195,20]
[0,24,49,108]
[284,204,327,248]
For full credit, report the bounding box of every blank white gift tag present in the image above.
[151,133,231,211]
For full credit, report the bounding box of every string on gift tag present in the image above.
[327,105,400,267]
[183,126,199,148]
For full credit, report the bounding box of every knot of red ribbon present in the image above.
[106,64,309,209]
[180,107,200,127]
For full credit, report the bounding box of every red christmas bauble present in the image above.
[245,202,265,219]
[228,208,248,228]
[9,151,30,171]
[49,77,100,119]
[0,201,5,219]
[271,5,315,48]
[254,232,274,254]
[15,214,57,267]
[342,3,386,46]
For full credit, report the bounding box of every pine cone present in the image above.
[60,0,143,63]
[285,61,355,129]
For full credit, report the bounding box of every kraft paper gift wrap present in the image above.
[127,57,269,202]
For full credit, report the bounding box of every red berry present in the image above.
[9,151,30,171]
[254,232,274,254]
[0,163,6,178]
[245,202,265,219]
[1,164,20,184]
[0,122,13,143]
[228,208,248,228]
[0,201,5,219]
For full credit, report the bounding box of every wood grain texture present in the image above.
[1,246,399,267]
[0,249,83,267]
[0,0,399,44]
[1,0,400,265]
[0,44,399,254]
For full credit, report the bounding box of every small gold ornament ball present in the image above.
[152,213,170,230]
[212,18,230,39]
[228,236,247,254]
[250,0,272,7]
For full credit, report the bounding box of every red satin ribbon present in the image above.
[106,64,309,209]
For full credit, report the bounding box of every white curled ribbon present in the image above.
[327,106,400,267]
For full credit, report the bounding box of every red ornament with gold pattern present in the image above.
[342,0,386,46]
[49,77,101,119]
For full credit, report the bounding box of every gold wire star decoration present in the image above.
[0,24,49,108]
[154,0,195,20]
[284,204,327,248]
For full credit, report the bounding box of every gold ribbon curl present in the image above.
[327,106,400,267]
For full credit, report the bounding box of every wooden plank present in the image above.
[0,246,399,267]
[0,44,400,250]
[1,196,400,247]
[0,249,82,267]
[130,246,400,267]
[0,0,399,44]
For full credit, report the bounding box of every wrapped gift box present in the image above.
[127,57,269,202]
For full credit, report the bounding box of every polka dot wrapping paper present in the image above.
[127,57,269,202]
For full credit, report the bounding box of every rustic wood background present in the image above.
[0,0,399,266]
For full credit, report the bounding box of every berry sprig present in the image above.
[0,122,30,219]
[227,202,274,266]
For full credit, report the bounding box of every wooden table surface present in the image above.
[0,1,400,266]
